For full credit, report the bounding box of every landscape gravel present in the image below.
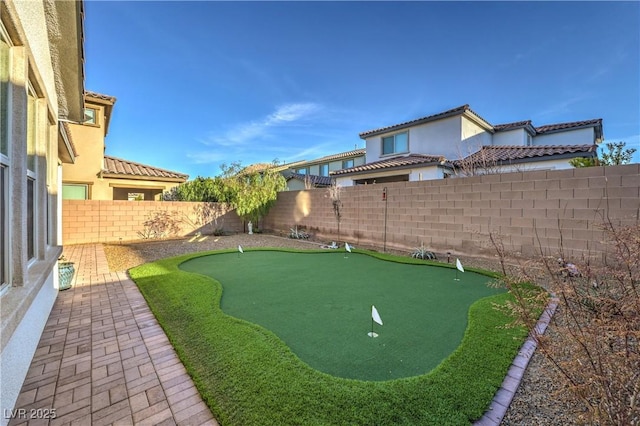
[102,233,585,425]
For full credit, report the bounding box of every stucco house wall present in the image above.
[533,127,595,146]
[0,1,83,420]
[493,129,529,146]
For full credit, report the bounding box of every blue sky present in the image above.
[84,1,640,179]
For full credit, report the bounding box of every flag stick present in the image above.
[455,268,459,281]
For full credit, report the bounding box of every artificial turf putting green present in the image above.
[180,250,504,381]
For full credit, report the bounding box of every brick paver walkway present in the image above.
[9,244,217,426]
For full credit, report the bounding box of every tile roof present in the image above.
[455,145,597,166]
[85,91,117,104]
[301,148,366,165]
[359,105,603,141]
[330,154,446,176]
[493,121,534,132]
[534,119,602,134]
[103,155,188,181]
[286,173,332,187]
[359,104,493,138]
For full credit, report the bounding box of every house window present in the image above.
[1,165,7,288]
[1,31,9,287]
[26,85,37,260]
[296,167,308,175]
[382,131,408,155]
[27,178,35,259]
[84,107,97,125]
[342,159,354,169]
[128,192,144,201]
[526,133,533,146]
[62,184,89,200]
[319,163,329,176]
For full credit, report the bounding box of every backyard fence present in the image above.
[62,200,243,244]
[62,164,639,263]
[263,163,640,262]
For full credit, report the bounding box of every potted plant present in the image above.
[58,255,75,290]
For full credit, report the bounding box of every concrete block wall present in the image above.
[264,164,640,261]
[62,200,243,244]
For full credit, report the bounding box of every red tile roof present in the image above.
[493,121,534,132]
[534,119,603,134]
[103,156,188,181]
[359,105,493,138]
[85,91,116,104]
[360,105,603,141]
[456,145,597,166]
[286,173,332,187]
[330,154,445,176]
[303,148,366,164]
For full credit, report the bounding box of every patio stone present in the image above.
[9,244,217,425]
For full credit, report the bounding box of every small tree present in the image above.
[570,141,636,168]
[163,176,225,201]
[219,160,286,229]
[600,141,636,166]
[327,180,343,242]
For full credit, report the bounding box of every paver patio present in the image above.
[8,244,217,426]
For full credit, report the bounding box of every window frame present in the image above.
[83,107,98,126]
[381,131,409,156]
[26,82,38,262]
[62,183,89,200]
[342,159,354,169]
[319,163,329,177]
[0,29,9,290]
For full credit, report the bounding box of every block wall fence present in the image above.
[62,164,639,262]
[62,200,243,244]
[263,164,640,261]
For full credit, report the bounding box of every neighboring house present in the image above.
[284,148,365,190]
[1,0,84,418]
[62,91,188,201]
[332,105,602,186]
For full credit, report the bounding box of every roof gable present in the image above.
[103,155,188,182]
[359,105,494,139]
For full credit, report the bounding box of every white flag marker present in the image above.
[238,245,244,254]
[345,242,352,253]
[372,305,383,326]
[456,258,464,273]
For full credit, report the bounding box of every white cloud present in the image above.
[186,151,227,164]
[535,94,592,118]
[201,102,322,148]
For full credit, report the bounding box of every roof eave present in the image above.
[331,161,443,177]
[46,1,85,123]
[100,173,188,183]
[57,122,76,164]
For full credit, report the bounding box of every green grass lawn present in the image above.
[180,251,504,381]
[130,248,540,425]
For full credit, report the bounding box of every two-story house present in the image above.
[63,91,188,201]
[283,148,366,190]
[332,105,602,186]
[1,0,84,416]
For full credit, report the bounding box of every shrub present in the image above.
[289,225,310,240]
[411,242,437,260]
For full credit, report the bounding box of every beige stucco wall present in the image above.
[266,164,640,263]
[1,1,79,420]
[63,106,105,187]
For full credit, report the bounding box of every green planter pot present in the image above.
[58,262,75,290]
